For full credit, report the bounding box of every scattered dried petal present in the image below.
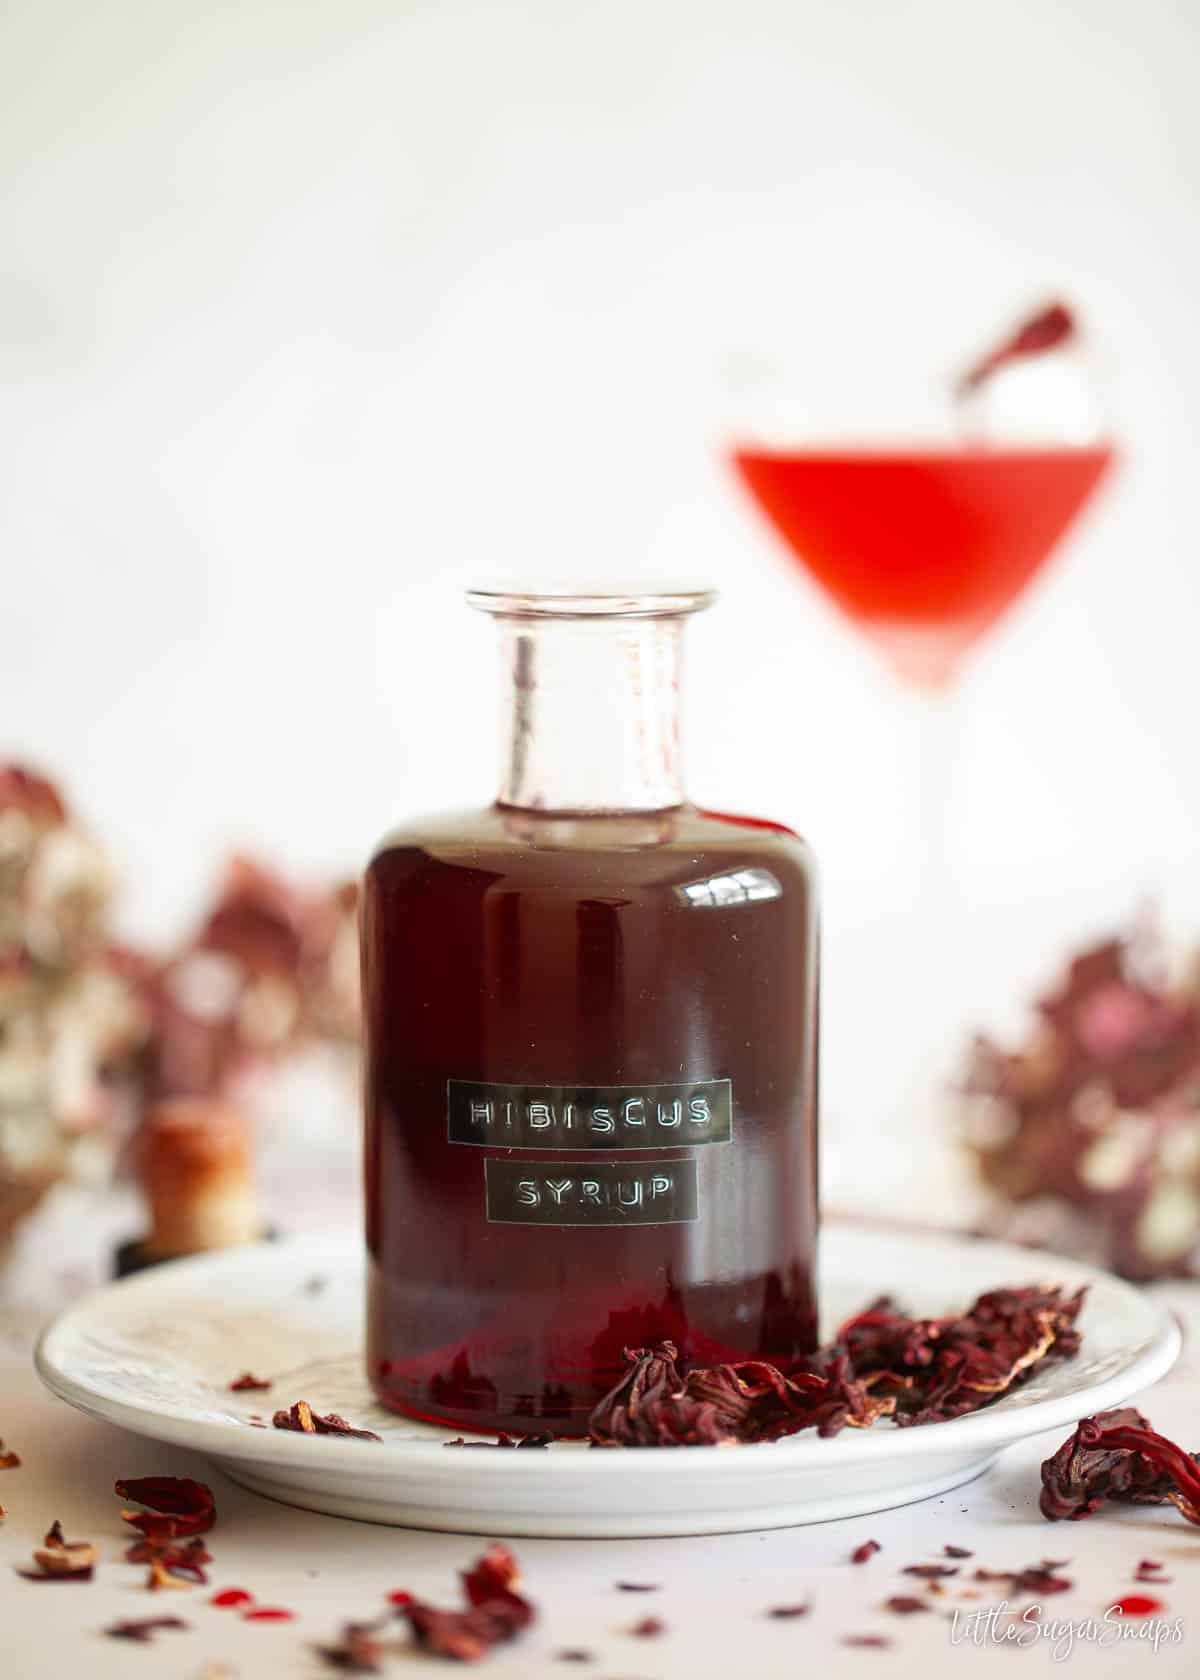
[885,1596,931,1615]
[400,1545,536,1662]
[616,1582,659,1592]
[902,1564,958,1579]
[973,1564,1074,1597]
[104,1616,189,1642]
[944,1545,973,1558]
[272,1403,381,1443]
[316,1617,389,1671]
[557,1651,593,1662]
[851,1539,881,1564]
[230,1373,272,1392]
[630,1616,665,1636]
[24,1522,97,1580]
[842,1634,892,1648]
[1136,1560,1171,1583]
[767,1604,811,1619]
[146,1554,191,1591]
[0,1441,21,1470]
[116,1476,216,1539]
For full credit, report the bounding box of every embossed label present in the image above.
[484,1157,700,1226]
[447,1078,732,1150]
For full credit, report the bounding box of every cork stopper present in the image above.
[137,1097,262,1257]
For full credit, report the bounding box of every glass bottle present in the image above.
[362,587,819,1436]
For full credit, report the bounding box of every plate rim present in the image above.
[34,1225,1181,1479]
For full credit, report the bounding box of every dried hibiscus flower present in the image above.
[272,1401,381,1442]
[399,1543,535,1663]
[116,1475,216,1539]
[587,1282,1083,1446]
[1040,1409,1200,1524]
[588,1339,842,1447]
[21,1520,97,1580]
[829,1283,1085,1429]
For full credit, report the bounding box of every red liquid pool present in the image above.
[733,445,1114,686]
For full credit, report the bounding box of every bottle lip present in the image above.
[466,584,717,621]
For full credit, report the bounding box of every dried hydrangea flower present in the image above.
[962,931,1200,1281]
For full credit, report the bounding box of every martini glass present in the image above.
[730,441,1113,690]
[729,305,1117,1192]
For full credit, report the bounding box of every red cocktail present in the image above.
[733,443,1114,687]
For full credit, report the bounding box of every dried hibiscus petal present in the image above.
[885,1596,931,1615]
[21,1521,97,1580]
[104,1616,189,1642]
[230,1373,272,1392]
[0,1440,21,1470]
[1041,1410,1200,1524]
[1136,1560,1171,1583]
[630,1616,665,1636]
[973,1563,1074,1597]
[317,1616,390,1671]
[842,1634,892,1648]
[399,1544,536,1662]
[272,1402,381,1443]
[902,1564,958,1579]
[851,1539,881,1564]
[116,1476,216,1538]
[127,1536,212,1586]
[767,1603,811,1618]
[944,1544,973,1558]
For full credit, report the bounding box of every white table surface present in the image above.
[2,1162,1198,1679]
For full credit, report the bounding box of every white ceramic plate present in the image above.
[35,1225,1178,1538]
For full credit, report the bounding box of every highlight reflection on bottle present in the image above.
[362,587,819,1436]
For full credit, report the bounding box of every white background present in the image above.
[3,0,1199,1199]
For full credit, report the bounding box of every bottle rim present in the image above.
[466,585,717,621]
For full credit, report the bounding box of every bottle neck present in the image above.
[496,614,686,813]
